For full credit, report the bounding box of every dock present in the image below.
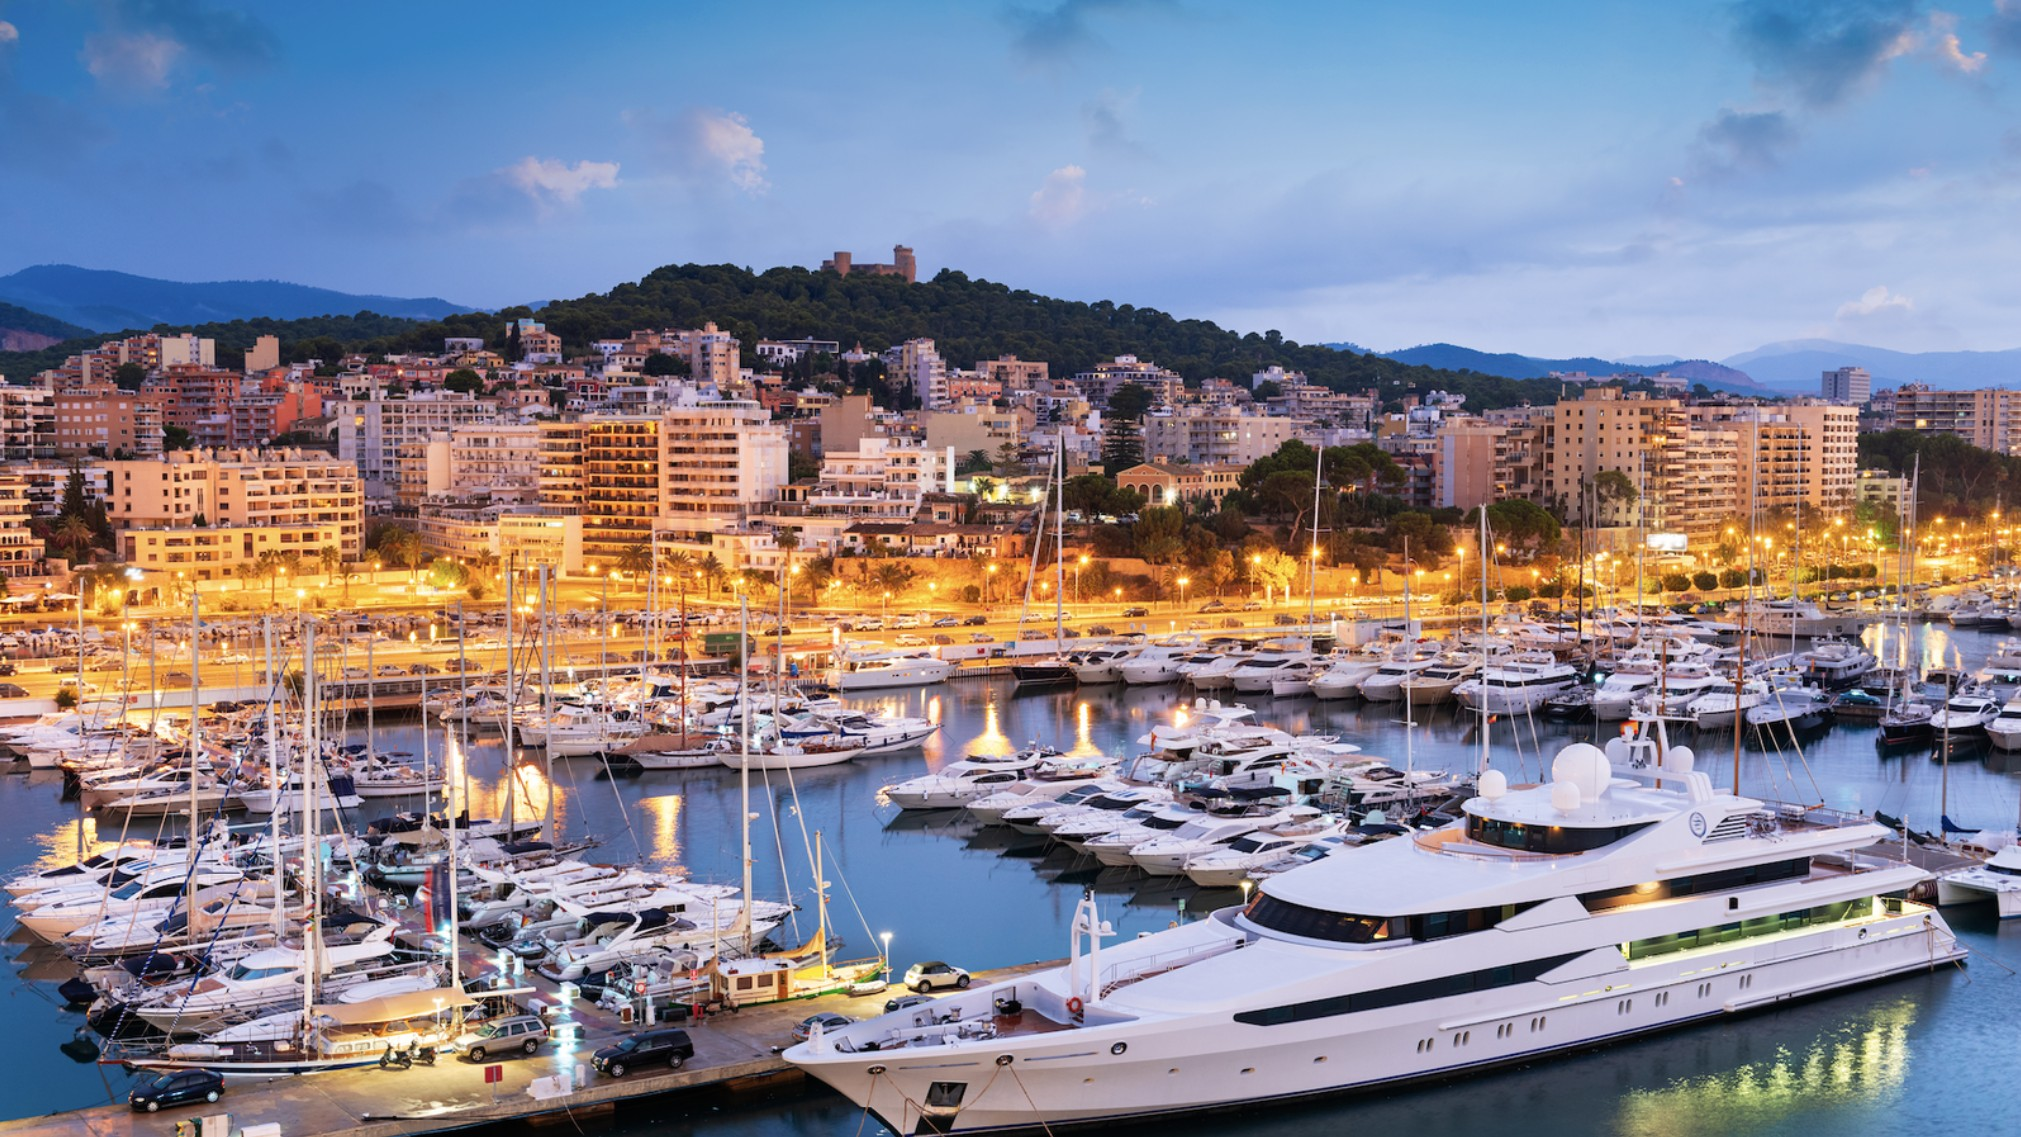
[0,959,1057,1137]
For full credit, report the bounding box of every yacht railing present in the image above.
[1095,935,1246,1000]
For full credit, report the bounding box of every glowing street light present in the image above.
[1177,575,1190,610]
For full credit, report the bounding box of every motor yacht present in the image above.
[1798,638,1877,689]
[1129,806,1327,877]
[1119,641,1205,685]
[1935,845,2021,918]
[883,750,1053,810]
[966,761,1117,825]
[824,646,954,692]
[790,732,1960,1133]
[1453,654,1580,715]
[1310,656,1383,700]
[1399,657,1479,707]
[1986,694,2021,751]
[1183,825,1345,887]
[1355,654,1439,702]
[1928,691,1999,736]
[1686,678,1771,730]
[1229,651,1316,694]
[1742,687,1832,735]
[1071,646,1138,685]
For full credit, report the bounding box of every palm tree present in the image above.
[617,543,655,591]
[318,546,341,585]
[699,553,725,597]
[54,515,95,564]
[800,554,836,605]
[256,550,283,603]
[774,527,800,599]
[235,561,261,592]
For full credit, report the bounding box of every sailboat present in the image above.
[1013,439,1076,689]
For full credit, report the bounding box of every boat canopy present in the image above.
[314,985,474,1025]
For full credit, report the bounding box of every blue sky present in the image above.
[2,0,2020,360]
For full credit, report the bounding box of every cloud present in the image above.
[1836,284,1914,320]
[1992,0,2021,53]
[1926,10,1985,72]
[0,21,18,45]
[626,107,768,195]
[1029,165,1090,227]
[1730,0,1919,108]
[82,32,184,90]
[504,157,620,206]
[1006,0,1170,69]
[1082,87,1145,156]
[1694,108,1797,172]
[79,0,278,91]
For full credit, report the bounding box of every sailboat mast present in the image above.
[1478,506,1490,774]
[502,558,516,831]
[539,566,555,841]
[186,585,201,913]
[1054,440,1066,640]
[1307,443,1322,631]
[264,615,282,935]
[302,616,319,1031]
[738,597,754,952]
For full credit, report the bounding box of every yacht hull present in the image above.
[791,914,1959,1134]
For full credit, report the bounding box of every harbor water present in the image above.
[2,619,2018,1135]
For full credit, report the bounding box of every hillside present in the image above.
[0,263,1615,412]
[0,264,472,334]
[0,301,90,354]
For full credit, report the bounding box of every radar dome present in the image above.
[1550,743,1612,803]
[1665,745,1695,774]
[1550,780,1583,815]
[1479,769,1508,800]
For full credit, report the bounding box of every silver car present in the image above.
[452,1014,550,1061]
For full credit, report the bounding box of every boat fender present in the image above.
[1066,996,1084,1017]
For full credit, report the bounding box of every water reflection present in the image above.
[1613,998,1916,1135]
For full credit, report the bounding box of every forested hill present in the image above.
[0,263,1624,410]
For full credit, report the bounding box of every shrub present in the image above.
[1660,572,1691,592]
[1504,585,1533,602]
[1693,571,1719,591]
[1535,582,1563,599]
[1719,569,1746,589]
[54,687,76,710]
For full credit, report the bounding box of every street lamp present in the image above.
[882,590,892,624]
[1177,575,1190,610]
[880,931,893,974]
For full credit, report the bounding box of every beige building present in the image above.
[424,421,542,503]
[104,449,365,558]
[1875,384,2021,455]
[120,522,345,582]
[1143,407,1300,466]
[923,404,1021,458]
[334,393,506,504]
[415,501,583,573]
[1433,421,1505,512]
[0,476,39,578]
[1689,400,1857,516]
[1856,467,1909,516]
[1115,462,1243,508]
[54,387,163,458]
[537,421,584,513]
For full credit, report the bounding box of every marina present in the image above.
[0,608,2015,1137]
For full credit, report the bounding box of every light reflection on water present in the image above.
[1612,998,1916,1136]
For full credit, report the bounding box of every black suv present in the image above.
[1121,606,1149,617]
[129,1069,224,1112]
[592,1027,695,1077]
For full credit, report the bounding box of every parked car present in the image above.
[1220,617,1242,628]
[793,1012,855,1042]
[591,1027,695,1077]
[128,1069,223,1112]
[409,663,442,674]
[962,615,988,626]
[1020,630,1050,641]
[895,634,926,646]
[968,632,994,643]
[453,1014,550,1061]
[884,992,938,1014]
[1274,614,1299,626]
[932,634,954,645]
[1121,606,1149,617]
[1085,624,1114,636]
[932,616,961,627]
[1198,599,1227,612]
[0,683,27,698]
[903,960,971,992]
[1240,600,1264,611]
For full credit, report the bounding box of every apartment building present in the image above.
[1433,421,1504,512]
[1873,384,2021,455]
[885,339,948,408]
[53,386,163,458]
[1820,366,1871,405]
[659,400,789,540]
[141,364,243,449]
[537,420,584,513]
[425,421,542,503]
[415,500,583,573]
[102,448,366,558]
[816,436,953,503]
[1690,401,1858,515]
[1072,356,1184,409]
[0,387,54,460]
[1115,462,1243,508]
[0,476,40,578]
[1142,406,1301,466]
[228,375,322,447]
[334,392,506,503]
[118,522,344,582]
[976,355,1048,392]
[579,417,662,565]
[1541,387,1737,537]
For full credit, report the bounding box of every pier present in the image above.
[2,959,1056,1137]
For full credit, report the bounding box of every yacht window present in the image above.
[1988,862,2021,878]
[1581,857,1810,911]
[1466,816,1654,854]
[1234,952,1583,1025]
[1143,815,1188,831]
[1243,895,1391,943]
[1624,898,1871,960]
[1227,836,1268,853]
[226,963,291,981]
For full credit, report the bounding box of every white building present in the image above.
[884,339,949,408]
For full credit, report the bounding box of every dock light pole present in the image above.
[1240,879,1254,907]
[880,931,892,975]
[1177,576,1189,611]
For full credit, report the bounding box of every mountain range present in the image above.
[1338,342,1776,396]
[0,265,473,334]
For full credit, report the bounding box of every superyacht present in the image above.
[790,733,1961,1133]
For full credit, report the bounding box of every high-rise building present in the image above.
[1875,384,2021,455]
[1820,366,1871,404]
[334,392,505,503]
[104,448,366,560]
[885,339,948,409]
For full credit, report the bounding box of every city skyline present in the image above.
[4,1,2021,359]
